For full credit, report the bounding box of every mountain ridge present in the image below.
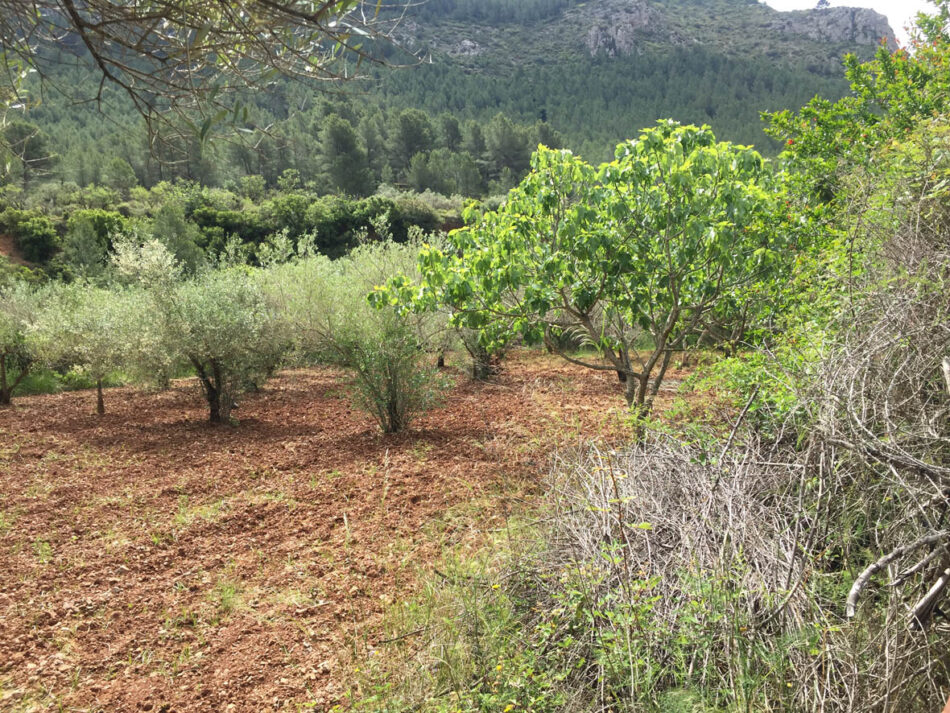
[398,0,894,72]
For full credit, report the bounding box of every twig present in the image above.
[712,386,759,488]
[846,531,949,618]
[375,627,429,646]
[910,563,950,630]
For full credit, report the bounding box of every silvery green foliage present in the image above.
[0,280,42,403]
[29,283,141,412]
[32,284,127,378]
[255,229,318,268]
[110,232,182,289]
[109,235,183,388]
[262,237,450,432]
[110,237,283,421]
[167,268,284,422]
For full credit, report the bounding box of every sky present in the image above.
[762,0,936,46]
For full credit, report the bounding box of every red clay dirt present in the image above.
[0,233,29,266]
[0,353,691,712]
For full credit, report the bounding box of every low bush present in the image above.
[0,209,59,263]
[264,233,449,432]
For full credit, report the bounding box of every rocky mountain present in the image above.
[380,0,895,154]
[402,0,894,72]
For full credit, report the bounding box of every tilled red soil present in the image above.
[0,353,680,712]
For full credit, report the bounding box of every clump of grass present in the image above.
[208,577,243,624]
[32,539,53,564]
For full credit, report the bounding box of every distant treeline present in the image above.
[3,35,851,199]
[0,179,472,284]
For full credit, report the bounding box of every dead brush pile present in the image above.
[517,175,950,712]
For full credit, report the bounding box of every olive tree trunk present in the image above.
[192,358,233,424]
[0,353,28,406]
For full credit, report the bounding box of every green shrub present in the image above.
[0,209,59,263]
[263,235,449,432]
[340,313,447,433]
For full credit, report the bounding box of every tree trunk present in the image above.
[471,346,499,381]
[205,360,235,423]
[208,388,222,423]
[0,355,9,406]
[0,354,27,406]
[649,349,674,399]
[192,357,226,424]
[96,379,105,415]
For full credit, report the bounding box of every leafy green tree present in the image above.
[167,269,283,423]
[239,175,267,202]
[58,217,109,281]
[113,237,282,422]
[437,113,463,151]
[388,109,435,176]
[3,212,59,263]
[407,152,448,194]
[150,203,205,273]
[379,123,788,415]
[359,111,389,177]
[531,121,563,150]
[766,0,950,200]
[57,209,127,280]
[264,235,447,432]
[104,157,138,197]
[462,121,487,158]
[320,114,374,196]
[484,113,532,177]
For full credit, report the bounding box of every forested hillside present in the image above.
[1,0,892,196]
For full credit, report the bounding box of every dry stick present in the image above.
[712,386,759,489]
[909,562,950,630]
[846,531,950,618]
[890,545,948,586]
[375,627,429,646]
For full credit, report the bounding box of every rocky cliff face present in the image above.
[770,7,894,47]
[578,1,894,59]
[582,0,662,57]
[404,0,895,73]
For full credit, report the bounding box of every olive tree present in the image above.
[167,269,283,423]
[379,122,790,415]
[263,235,449,433]
[111,234,184,390]
[0,281,40,405]
[30,284,138,414]
[112,237,282,423]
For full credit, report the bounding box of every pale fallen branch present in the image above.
[846,531,950,618]
[909,563,950,630]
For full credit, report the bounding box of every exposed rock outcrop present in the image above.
[770,7,894,47]
[583,0,659,57]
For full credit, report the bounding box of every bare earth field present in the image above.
[0,353,690,712]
